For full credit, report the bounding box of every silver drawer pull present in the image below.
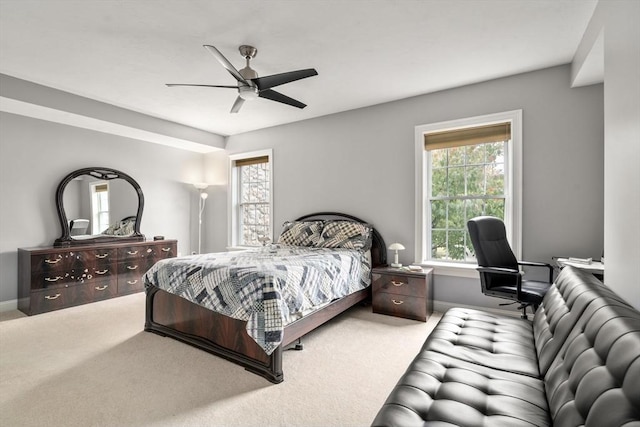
[161,248,171,252]
[45,293,61,300]
[95,285,108,291]
[96,253,108,259]
[391,280,405,287]
[95,269,109,275]
[127,280,138,285]
[44,259,61,264]
[127,250,139,255]
[127,265,138,270]
[391,299,404,305]
[45,276,64,282]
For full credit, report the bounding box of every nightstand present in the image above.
[372,266,433,322]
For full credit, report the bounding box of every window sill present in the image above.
[417,261,480,279]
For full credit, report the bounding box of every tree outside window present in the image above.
[429,141,506,262]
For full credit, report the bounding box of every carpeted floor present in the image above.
[0,293,440,427]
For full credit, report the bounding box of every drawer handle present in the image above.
[45,276,64,282]
[391,280,405,287]
[127,265,138,270]
[96,253,108,259]
[95,285,108,291]
[127,250,139,255]
[95,269,109,275]
[391,299,404,305]
[44,259,61,264]
[45,293,61,300]
[127,280,138,285]
[161,248,171,252]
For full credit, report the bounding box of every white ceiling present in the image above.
[0,0,598,137]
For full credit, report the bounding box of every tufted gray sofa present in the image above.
[371,266,640,426]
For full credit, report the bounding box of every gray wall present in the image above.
[0,112,205,303]
[0,64,616,312]
[207,65,605,310]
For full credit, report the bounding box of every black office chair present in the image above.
[467,216,553,319]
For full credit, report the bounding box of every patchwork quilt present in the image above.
[143,245,371,354]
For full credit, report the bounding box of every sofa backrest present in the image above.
[534,267,639,425]
[532,267,629,376]
[544,291,640,425]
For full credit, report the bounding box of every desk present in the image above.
[554,257,604,279]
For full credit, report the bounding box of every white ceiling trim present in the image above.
[0,96,221,153]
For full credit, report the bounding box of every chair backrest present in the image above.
[69,218,90,236]
[467,216,518,269]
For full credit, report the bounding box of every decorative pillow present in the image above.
[277,221,324,247]
[317,221,373,251]
[103,217,136,236]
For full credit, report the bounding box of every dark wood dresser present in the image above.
[372,266,434,322]
[18,239,177,315]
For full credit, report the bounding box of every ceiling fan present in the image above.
[166,45,318,113]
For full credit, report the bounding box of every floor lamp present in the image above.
[193,183,209,254]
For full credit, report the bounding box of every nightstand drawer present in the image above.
[372,273,425,298]
[373,292,428,322]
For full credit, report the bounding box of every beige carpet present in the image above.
[0,293,440,427]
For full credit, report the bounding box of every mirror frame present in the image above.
[54,167,145,247]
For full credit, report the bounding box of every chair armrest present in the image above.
[516,261,554,283]
[477,266,520,276]
[477,266,524,299]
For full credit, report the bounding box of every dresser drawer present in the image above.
[31,249,116,273]
[29,280,117,315]
[31,259,116,291]
[372,273,426,298]
[373,292,428,322]
[117,271,144,294]
[154,242,176,260]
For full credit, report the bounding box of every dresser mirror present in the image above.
[54,167,145,247]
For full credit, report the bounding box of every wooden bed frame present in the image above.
[144,212,387,383]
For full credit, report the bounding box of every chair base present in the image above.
[499,300,533,320]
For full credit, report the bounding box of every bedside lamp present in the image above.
[388,243,405,268]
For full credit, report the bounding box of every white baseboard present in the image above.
[0,299,18,313]
[433,300,522,318]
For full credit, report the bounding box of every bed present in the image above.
[143,212,387,383]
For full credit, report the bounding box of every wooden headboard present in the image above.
[294,212,387,268]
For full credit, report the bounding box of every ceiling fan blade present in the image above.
[230,96,245,114]
[259,89,306,109]
[252,69,318,90]
[166,84,237,88]
[203,45,249,85]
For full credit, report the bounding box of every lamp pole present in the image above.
[198,191,208,254]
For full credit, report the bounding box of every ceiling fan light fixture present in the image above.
[238,86,259,101]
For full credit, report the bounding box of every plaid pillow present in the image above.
[317,221,373,251]
[277,221,324,247]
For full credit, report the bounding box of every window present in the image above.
[91,182,109,234]
[415,110,522,274]
[229,150,273,247]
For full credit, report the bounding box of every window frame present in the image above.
[414,110,522,277]
[90,181,110,234]
[228,149,273,249]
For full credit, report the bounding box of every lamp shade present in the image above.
[193,182,209,190]
[388,243,405,251]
